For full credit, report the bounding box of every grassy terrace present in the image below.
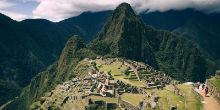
[65,96,119,110]
[155,86,185,110]
[121,93,146,106]
[177,84,203,110]
[68,100,87,110]
[210,76,220,90]
[97,61,146,87]
[86,96,118,103]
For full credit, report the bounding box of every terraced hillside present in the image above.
[28,58,203,110]
[4,3,209,110]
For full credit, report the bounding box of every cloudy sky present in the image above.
[1,0,220,22]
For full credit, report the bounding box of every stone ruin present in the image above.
[41,57,174,109]
[86,98,117,110]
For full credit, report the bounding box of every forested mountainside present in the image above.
[88,3,206,82]
[1,1,220,108]
[0,11,109,106]
[140,9,220,60]
[4,3,210,110]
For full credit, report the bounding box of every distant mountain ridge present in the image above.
[1,4,220,108]
[1,8,219,90]
[140,9,220,60]
[3,3,214,110]
[88,3,206,82]
[0,11,109,106]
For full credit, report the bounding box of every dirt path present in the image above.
[195,88,220,110]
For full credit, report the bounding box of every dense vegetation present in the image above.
[0,11,109,106]
[88,3,158,69]
[2,2,219,110]
[1,6,220,106]
[4,36,97,110]
[140,10,220,70]
[88,3,206,82]
[0,79,21,106]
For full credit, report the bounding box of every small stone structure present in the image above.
[87,99,117,110]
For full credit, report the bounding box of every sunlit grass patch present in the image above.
[98,61,146,87]
[210,77,220,90]
[155,88,185,110]
[121,93,146,106]
[177,84,203,110]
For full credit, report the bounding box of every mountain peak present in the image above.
[111,3,136,19]
[58,35,85,71]
[116,2,133,11]
[63,35,85,51]
[62,35,85,55]
[96,3,142,41]
[88,3,158,69]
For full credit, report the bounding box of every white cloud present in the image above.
[0,0,29,21]
[0,0,15,9]
[133,0,220,13]
[0,10,29,21]
[32,0,220,21]
[22,0,40,2]
[32,0,130,21]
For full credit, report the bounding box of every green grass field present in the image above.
[210,77,220,90]
[155,86,185,110]
[177,84,203,110]
[121,93,146,106]
[98,61,146,87]
[65,95,119,110]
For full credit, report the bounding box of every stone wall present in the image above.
[173,85,185,97]
[206,80,220,104]
[191,88,203,101]
[173,85,187,109]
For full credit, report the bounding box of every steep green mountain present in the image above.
[4,35,97,110]
[173,16,220,76]
[0,14,45,106]
[0,11,109,106]
[88,3,158,69]
[140,9,220,60]
[2,8,219,106]
[58,11,111,42]
[173,16,220,60]
[88,3,206,82]
[4,3,208,110]
[0,11,110,87]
